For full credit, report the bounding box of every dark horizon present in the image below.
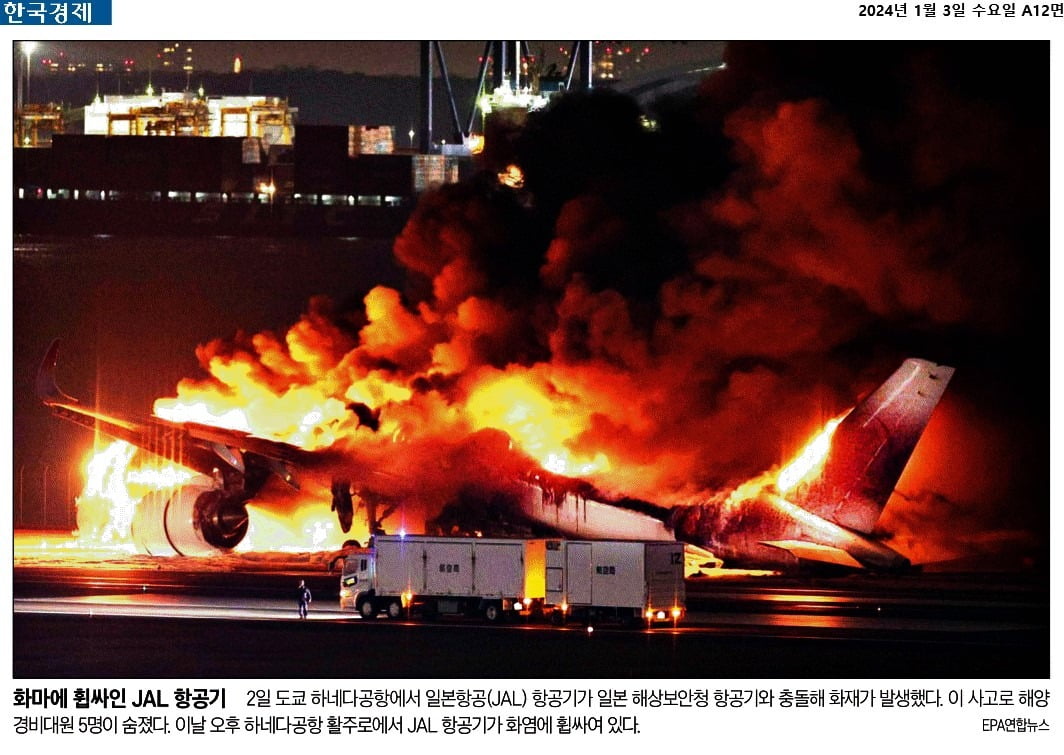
[19,40,727,130]
[20,40,727,78]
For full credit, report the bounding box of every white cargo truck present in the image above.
[339,534,546,622]
[542,539,685,625]
[339,534,686,626]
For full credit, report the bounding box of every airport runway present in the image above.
[13,562,1049,679]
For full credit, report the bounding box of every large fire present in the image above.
[465,371,610,476]
[74,439,357,552]
[73,380,847,555]
[61,43,1038,565]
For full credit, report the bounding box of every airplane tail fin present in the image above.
[795,358,954,534]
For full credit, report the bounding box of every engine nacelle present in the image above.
[131,477,250,556]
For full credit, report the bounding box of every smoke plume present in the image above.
[157,42,1046,565]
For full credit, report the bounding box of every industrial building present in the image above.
[13,98,465,237]
[82,93,297,142]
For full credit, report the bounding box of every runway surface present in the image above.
[13,538,1049,679]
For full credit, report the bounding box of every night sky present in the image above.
[26,40,726,77]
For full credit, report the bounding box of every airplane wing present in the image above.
[37,339,305,487]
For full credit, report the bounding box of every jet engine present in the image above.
[130,476,250,556]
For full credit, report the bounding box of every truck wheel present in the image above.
[386,599,403,619]
[483,603,501,623]
[358,598,377,620]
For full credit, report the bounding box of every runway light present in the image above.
[586,626,594,635]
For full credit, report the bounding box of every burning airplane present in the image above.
[504,357,953,571]
[17,43,1042,575]
[38,338,951,571]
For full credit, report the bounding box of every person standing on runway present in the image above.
[297,580,312,620]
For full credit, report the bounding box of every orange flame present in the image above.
[75,440,359,552]
[76,440,193,546]
[240,502,346,553]
[465,371,610,476]
[777,414,845,493]
[720,412,849,511]
[153,394,350,451]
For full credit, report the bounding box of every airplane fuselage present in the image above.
[510,481,910,571]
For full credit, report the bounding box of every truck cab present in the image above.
[338,549,375,613]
